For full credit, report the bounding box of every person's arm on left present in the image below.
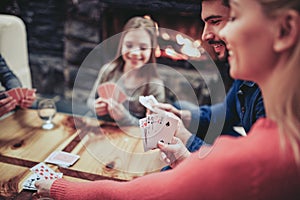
[0,95,17,117]
[0,54,22,89]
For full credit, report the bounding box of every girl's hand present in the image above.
[94,97,109,116]
[103,98,127,121]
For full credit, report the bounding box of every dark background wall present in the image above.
[1,0,232,108]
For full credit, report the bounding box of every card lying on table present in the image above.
[23,162,63,191]
[139,112,179,152]
[45,151,80,167]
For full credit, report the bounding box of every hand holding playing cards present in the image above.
[152,103,192,128]
[173,115,193,145]
[151,111,192,146]
[94,97,109,116]
[35,179,55,197]
[20,91,36,109]
[158,137,190,168]
[3,87,36,110]
[0,95,17,117]
[104,98,129,121]
[95,97,129,121]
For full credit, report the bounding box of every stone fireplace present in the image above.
[64,0,224,105]
[4,0,231,110]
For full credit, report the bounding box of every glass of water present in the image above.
[38,99,57,130]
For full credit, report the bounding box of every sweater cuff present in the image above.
[51,179,69,199]
[186,134,206,152]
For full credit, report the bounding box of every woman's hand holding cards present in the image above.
[150,108,192,146]
[152,103,192,128]
[158,137,190,169]
[35,179,55,198]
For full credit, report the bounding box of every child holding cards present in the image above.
[87,16,165,126]
[0,53,36,117]
[36,0,300,198]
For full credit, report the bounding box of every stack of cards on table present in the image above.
[44,151,80,167]
[23,162,63,191]
[2,87,35,105]
[97,82,127,104]
[139,95,178,151]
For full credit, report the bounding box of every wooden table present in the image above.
[0,109,165,199]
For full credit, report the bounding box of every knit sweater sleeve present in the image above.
[50,120,276,200]
[51,119,298,200]
[51,139,254,200]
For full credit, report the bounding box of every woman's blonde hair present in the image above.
[259,0,300,163]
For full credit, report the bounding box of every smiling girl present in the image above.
[88,16,165,126]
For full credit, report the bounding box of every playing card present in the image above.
[45,151,80,167]
[16,88,24,100]
[233,126,247,137]
[139,95,159,112]
[97,82,127,103]
[25,88,36,97]
[30,162,63,180]
[22,173,42,191]
[25,162,62,190]
[30,162,54,173]
[21,88,28,98]
[97,82,113,99]
[6,88,20,104]
[139,113,178,151]
[139,117,148,129]
[116,87,127,104]
[106,83,116,99]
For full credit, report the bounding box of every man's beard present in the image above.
[208,40,228,62]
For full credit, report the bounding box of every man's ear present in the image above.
[273,10,299,52]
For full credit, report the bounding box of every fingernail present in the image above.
[158,140,165,146]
